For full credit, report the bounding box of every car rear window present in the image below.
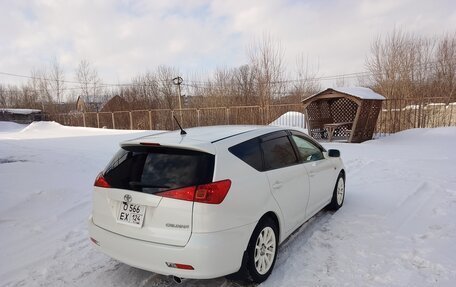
[103,146,214,193]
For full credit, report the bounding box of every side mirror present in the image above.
[328,149,340,158]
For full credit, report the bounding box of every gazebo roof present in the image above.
[303,87,385,104]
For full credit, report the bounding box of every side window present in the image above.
[229,138,263,171]
[291,135,324,162]
[262,136,298,170]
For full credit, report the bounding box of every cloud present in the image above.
[0,0,454,87]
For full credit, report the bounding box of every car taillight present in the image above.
[94,172,111,188]
[156,186,196,201]
[156,179,231,204]
[194,180,231,204]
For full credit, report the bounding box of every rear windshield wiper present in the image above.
[129,181,170,189]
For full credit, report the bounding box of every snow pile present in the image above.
[1,121,142,140]
[0,108,41,115]
[270,111,307,129]
[1,123,456,286]
[0,121,27,133]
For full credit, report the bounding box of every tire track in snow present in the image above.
[388,182,437,231]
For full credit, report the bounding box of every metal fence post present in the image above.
[129,111,133,130]
[171,110,175,130]
[112,112,115,129]
[226,108,230,125]
[449,104,454,126]
[260,107,264,125]
[82,113,86,127]
[149,110,152,130]
[197,109,200,126]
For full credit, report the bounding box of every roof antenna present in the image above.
[173,115,187,135]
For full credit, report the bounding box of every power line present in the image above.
[0,71,83,85]
[1,56,454,91]
[0,71,178,87]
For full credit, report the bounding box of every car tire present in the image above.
[327,173,345,211]
[242,217,279,283]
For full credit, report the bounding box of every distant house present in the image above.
[0,108,44,124]
[100,95,129,112]
[75,96,103,112]
[76,96,87,112]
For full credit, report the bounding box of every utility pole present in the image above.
[172,76,184,124]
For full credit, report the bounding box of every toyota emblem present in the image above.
[124,194,132,203]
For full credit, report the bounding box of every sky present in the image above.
[0,0,455,88]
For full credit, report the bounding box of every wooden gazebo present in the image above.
[302,87,385,143]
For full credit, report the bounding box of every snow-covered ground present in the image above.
[1,122,455,287]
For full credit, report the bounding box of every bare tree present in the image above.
[290,54,320,101]
[434,33,456,103]
[366,29,435,101]
[49,59,65,105]
[233,64,256,105]
[0,85,7,107]
[248,35,286,108]
[27,69,47,110]
[157,66,178,109]
[365,29,456,130]
[76,59,103,104]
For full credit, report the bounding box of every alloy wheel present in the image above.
[336,177,345,205]
[254,226,276,275]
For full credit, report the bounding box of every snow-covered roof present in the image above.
[332,87,385,100]
[0,108,41,115]
[304,87,385,102]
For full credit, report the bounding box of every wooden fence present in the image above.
[50,98,456,134]
[51,104,306,130]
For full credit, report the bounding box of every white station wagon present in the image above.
[89,125,345,283]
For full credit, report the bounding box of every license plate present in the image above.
[117,202,146,227]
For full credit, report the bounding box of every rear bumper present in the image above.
[88,216,254,279]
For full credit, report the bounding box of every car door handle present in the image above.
[272,181,283,189]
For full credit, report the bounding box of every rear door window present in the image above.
[261,136,298,170]
[229,138,263,171]
[103,146,214,193]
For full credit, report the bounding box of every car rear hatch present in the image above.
[91,144,214,247]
